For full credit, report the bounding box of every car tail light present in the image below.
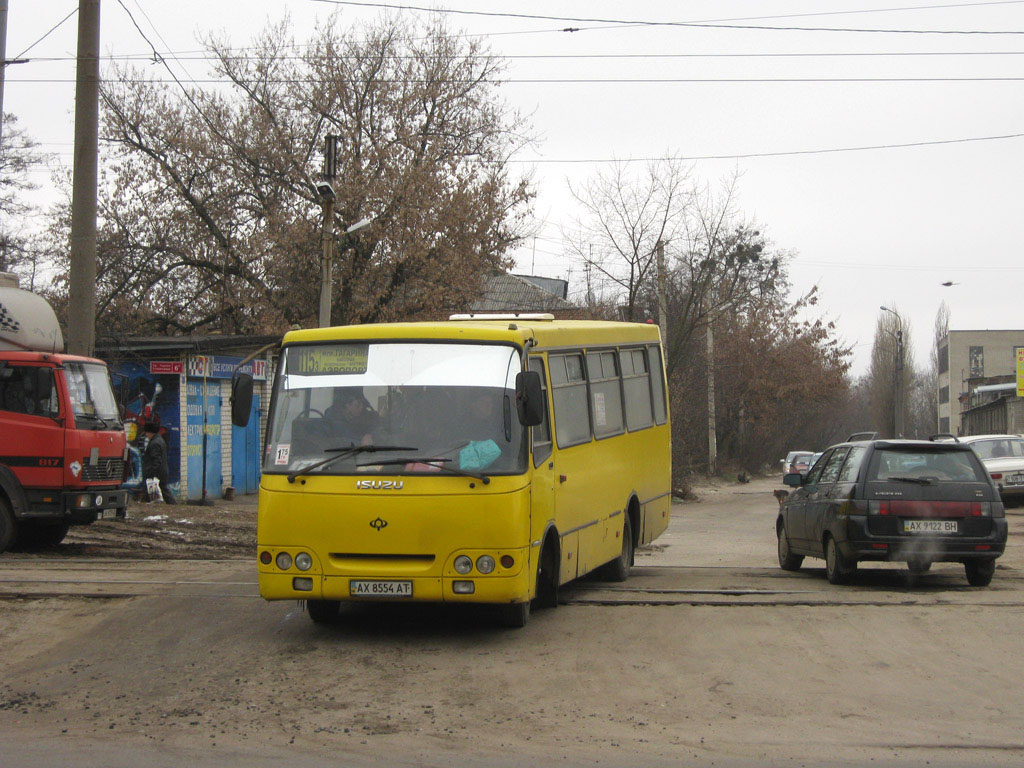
[869,500,991,517]
[990,472,1003,480]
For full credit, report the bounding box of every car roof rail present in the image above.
[929,433,960,442]
[846,431,878,442]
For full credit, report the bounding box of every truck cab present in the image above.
[0,281,128,552]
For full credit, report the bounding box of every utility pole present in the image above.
[68,0,101,356]
[706,315,718,475]
[656,239,668,347]
[1,0,8,149]
[881,305,905,438]
[317,134,338,328]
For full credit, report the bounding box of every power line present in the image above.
[506,131,1024,164]
[20,49,1024,63]
[12,6,77,60]
[11,76,1024,84]
[33,129,1024,166]
[309,0,1024,35]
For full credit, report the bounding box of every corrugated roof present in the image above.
[471,273,576,313]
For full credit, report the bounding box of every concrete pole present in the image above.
[707,319,718,475]
[68,0,101,356]
[895,328,905,438]
[0,0,8,150]
[317,195,335,328]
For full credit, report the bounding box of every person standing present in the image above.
[142,421,176,504]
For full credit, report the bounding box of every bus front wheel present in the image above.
[499,600,530,628]
[306,599,340,623]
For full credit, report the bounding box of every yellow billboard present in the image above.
[1018,347,1024,397]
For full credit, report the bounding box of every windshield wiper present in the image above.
[885,475,934,485]
[287,444,417,483]
[359,457,491,485]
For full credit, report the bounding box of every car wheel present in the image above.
[907,559,931,575]
[306,599,341,623]
[777,523,803,571]
[824,535,855,585]
[0,497,16,553]
[964,559,996,587]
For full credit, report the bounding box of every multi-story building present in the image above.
[937,330,1024,435]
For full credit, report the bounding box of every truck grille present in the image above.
[81,457,125,482]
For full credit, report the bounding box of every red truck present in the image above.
[0,281,128,552]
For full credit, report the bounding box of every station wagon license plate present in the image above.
[1006,472,1024,485]
[903,520,958,534]
[349,580,412,597]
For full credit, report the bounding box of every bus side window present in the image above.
[586,350,623,439]
[550,352,591,448]
[528,357,552,467]
[622,348,653,431]
[648,344,668,425]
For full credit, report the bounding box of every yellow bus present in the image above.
[231,315,671,627]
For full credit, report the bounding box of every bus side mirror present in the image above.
[231,373,254,427]
[515,371,544,427]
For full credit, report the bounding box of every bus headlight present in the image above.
[454,555,473,574]
[476,555,495,574]
[275,552,292,570]
[295,552,313,571]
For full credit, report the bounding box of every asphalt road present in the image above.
[1,477,1023,768]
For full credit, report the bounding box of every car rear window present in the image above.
[867,448,986,483]
[971,438,1024,460]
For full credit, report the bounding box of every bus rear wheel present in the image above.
[306,599,340,623]
[601,514,633,582]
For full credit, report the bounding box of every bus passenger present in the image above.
[326,389,379,446]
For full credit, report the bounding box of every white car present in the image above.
[958,434,1024,502]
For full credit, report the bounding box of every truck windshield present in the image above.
[265,342,528,476]
[65,362,121,429]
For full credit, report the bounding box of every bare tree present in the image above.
[564,159,692,322]
[44,15,533,337]
[0,113,51,279]
[868,306,915,438]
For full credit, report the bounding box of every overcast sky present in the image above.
[5,1,1023,375]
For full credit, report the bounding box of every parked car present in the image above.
[776,435,1007,586]
[780,450,812,481]
[955,434,1024,504]
[788,451,815,477]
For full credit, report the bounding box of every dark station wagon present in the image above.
[776,434,1008,586]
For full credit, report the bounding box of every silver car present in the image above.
[957,434,1024,503]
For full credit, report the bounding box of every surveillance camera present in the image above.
[315,181,335,200]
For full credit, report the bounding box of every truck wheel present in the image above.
[0,498,16,553]
[32,521,71,548]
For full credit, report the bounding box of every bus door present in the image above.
[547,351,594,581]
[528,357,556,586]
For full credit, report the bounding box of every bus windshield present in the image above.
[265,342,528,476]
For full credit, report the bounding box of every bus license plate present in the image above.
[904,520,958,534]
[350,580,412,597]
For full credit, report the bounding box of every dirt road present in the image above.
[1,478,1023,768]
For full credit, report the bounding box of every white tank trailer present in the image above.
[0,274,65,353]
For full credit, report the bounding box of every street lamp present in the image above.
[880,305,905,438]
[317,191,373,328]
